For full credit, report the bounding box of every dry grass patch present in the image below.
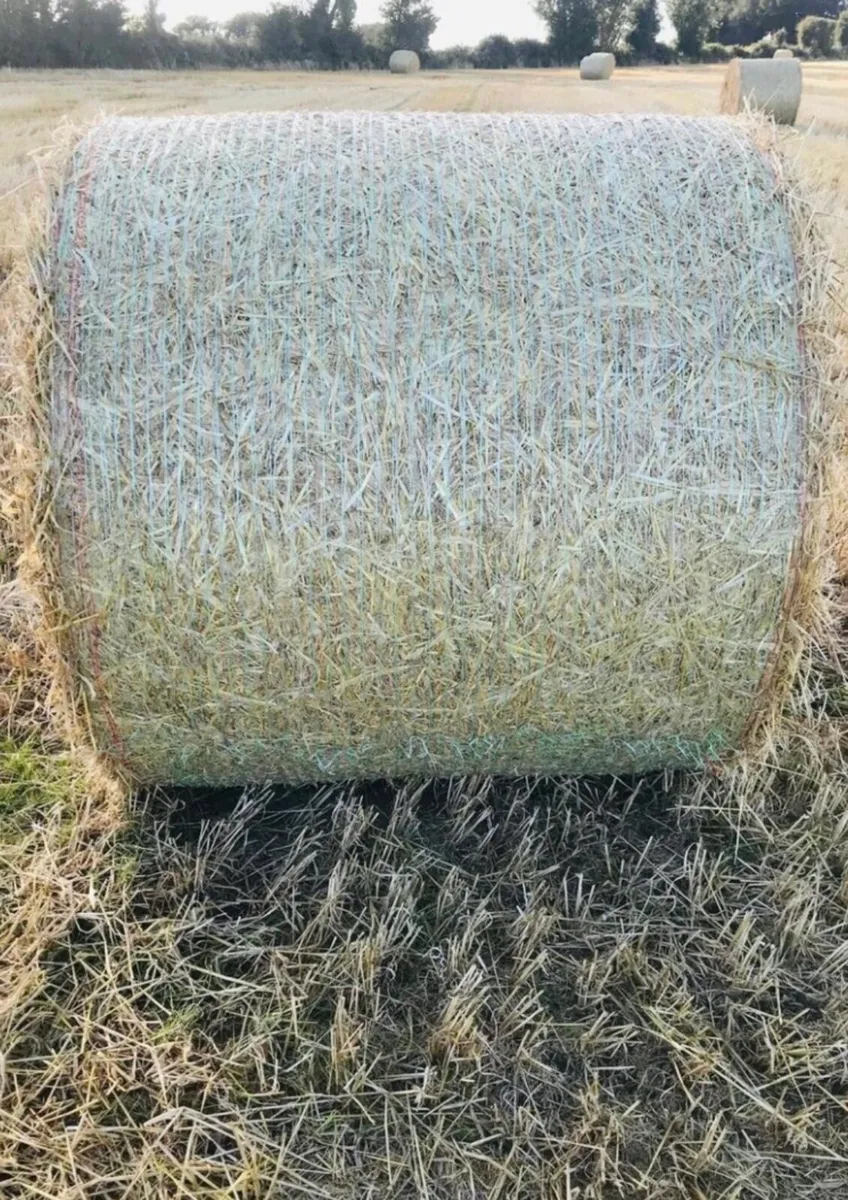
[3,727,848,1197]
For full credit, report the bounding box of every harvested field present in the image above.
[1,64,848,1199]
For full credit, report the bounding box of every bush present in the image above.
[472,34,517,69]
[512,37,551,67]
[836,11,848,52]
[744,38,775,57]
[426,44,474,68]
[797,15,836,57]
[701,41,732,60]
[653,40,677,63]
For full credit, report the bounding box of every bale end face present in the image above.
[389,50,420,74]
[579,52,615,80]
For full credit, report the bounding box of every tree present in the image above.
[380,0,437,53]
[173,13,217,37]
[837,8,848,48]
[335,0,356,30]
[142,0,162,34]
[626,0,660,56]
[295,0,362,65]
[257,2,301,58]
[513,36,552,65]
[224,10,263,38]
[797,12,836,52]
[535,0,598,62]
[54,0,128,63]
[714,0,843,45]
[127,0,181,65]
[473,33,517,67]
[668,0,712,56]
[358,19,384,44]
[0,0,48,66]
[595,0,634,48]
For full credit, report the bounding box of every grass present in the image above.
[1,65,848,1198]
[4,744,848,1196]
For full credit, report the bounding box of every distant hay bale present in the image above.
[773,47,794,58]
[41,112,827,785]
[580,52,615,80]
[389,49,420,73]
[720,57,801,124]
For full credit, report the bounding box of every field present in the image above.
[2,64,848,1200]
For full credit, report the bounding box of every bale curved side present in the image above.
[773,47,794,58]
[720,58,802,124]
[580,52,615,80]
[44,113,821,785]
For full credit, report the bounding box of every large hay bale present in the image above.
[580,52,615,79]
[389,49,420,73]
[720,57,801,124]
[773,46,794,58]
[43,113,824,785]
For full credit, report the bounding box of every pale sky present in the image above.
[355,0,548,48]
[140,0,549,48]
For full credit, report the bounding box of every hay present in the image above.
[774,47,795,58]
[580,52,615,80]
[720,57,802,125]
[389,49,420,73]
[41,112,830,786]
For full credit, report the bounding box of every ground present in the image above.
[1,64,848,1200]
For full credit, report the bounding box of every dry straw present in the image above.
[580,52,615,79]
[0,123,127,806]
[388,49,420,73]
[37,112,835,786]
[721,57,802,125]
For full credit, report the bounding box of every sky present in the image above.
[139,0,550,47]
[355,0,548,48]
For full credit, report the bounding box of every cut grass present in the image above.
[0,737,79,826]
[3,740,848,1197]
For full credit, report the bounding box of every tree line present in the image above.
[1,0,845,70]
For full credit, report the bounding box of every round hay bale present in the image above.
[773,46,794,58]
[580,52,615,80]
[43,113,823,785]
[720,57,801,124]
[389,49,420,73]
